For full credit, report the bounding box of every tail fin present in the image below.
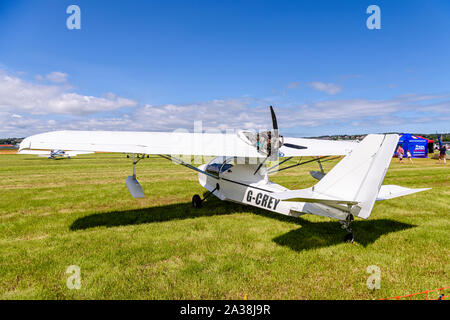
[313,134,399,219]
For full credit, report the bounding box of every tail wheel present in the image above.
[192,194,202,208]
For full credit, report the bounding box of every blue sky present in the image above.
[0,0,449,137]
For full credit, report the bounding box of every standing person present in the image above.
[397,145,404,164]
[406,149,413,164]
[438,144,447,164]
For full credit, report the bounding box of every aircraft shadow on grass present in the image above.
[70,196,416,251]
[70,198,240,231]
[271,218,415,251]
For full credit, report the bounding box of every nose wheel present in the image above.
[192,184,220,209]
[192,194,202,208]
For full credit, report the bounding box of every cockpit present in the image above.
[205,157,234,177]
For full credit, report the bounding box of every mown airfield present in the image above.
[0,151,448,299]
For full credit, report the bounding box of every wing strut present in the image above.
[158,155,219,179]
[267,156,329,174]
[317,156,325,174]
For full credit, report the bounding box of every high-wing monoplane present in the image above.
[19,106,429,242]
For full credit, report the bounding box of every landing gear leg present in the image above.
[192,184,220,209]
[340,214,354,243]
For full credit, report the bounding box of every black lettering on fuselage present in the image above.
[261,195,269,207]
[245,190,282,211]
[255,193,262,205]
[268,197,274,209]
[273,198,281,210]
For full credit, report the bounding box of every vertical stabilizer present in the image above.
[313,134,399,219]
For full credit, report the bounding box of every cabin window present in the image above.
[206,157,234,176]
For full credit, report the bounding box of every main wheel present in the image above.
[344,233,354,243]
[192,194,202,208]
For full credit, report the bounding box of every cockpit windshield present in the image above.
[205,157,234,176]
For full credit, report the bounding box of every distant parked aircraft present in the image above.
[19,149,93,159]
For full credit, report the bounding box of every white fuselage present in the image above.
[197,159,349,221]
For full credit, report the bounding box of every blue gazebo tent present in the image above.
[395,134,429,158]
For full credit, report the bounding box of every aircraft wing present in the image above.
[279,137,357,157]
[19,130,358,158]
[19,130,265,158]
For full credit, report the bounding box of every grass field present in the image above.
[0,153,448,300]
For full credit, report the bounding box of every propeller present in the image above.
[269,105,306,151]
[253,106,307,174]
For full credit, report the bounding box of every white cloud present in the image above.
[0,70,137,116]
[1,69,449,137]
[105,94,450,133]
[308,81,342,95]
[286,81,301,89]
[45,71,68,83]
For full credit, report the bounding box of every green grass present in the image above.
[0,153,448,299]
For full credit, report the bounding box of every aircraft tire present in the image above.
[344,233,354,243]
[192,195,202,208]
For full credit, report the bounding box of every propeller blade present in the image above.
[269,106,280,154]
[270,105,278,131]
[283,143,307,150]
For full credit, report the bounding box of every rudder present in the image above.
[313,134,399,219]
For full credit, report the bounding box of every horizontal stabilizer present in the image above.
[376,185,430,201]
[273,188,359,206]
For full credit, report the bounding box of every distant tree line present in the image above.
[1,133,449,145]
[419,133,450,142]
[0,138,24,145]
[310,133,450,141]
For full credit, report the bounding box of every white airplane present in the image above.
[19,106,429,242]
[19,149,94,159]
